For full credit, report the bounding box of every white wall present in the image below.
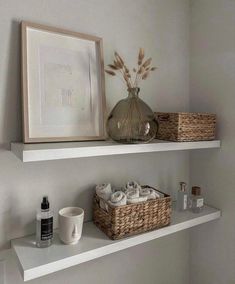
[189,0,235,283]
[0,0,190,283]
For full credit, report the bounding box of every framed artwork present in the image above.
[21,21,106,143]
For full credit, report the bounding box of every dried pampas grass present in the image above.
[105,70,116,76]
[105,48,157,90]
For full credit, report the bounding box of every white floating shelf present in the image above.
[11,140,221,162]
[12,205,221,281]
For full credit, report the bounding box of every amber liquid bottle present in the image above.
[191,186,204,213]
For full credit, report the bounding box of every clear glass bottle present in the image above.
[106,87,158,143]
[177,182,188,211]
[191,186,204,213]
[36,196,53,248]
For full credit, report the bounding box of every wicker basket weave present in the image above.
[155,112,216,142]
[93,186,171,240]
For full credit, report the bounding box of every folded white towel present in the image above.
[140,187,160,200]
[127,196,148,204]
[95,183,112,201]
[109,191,127,207]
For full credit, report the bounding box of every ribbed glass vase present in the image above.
[107,88,158,143]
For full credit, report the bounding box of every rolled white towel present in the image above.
[140,187,160,200]
[124,181,141,192]
[126,188,139,200]
[112,187,123,193]
[108,191,127,207]
[125,186,147,204]
[127,196,148,204]
[99,199,109,211]
[95,183,112,201]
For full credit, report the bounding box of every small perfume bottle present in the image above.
[36,196,53,248]
[191,186,204,213]
[177,182,188,211]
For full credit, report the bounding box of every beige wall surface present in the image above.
[0,0,190,283]
[190,0,235,283]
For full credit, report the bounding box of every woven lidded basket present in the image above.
[93,186,171,240]
[155,112,216,142]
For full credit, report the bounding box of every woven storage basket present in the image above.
[155,112,216,142]
[93,186,171,240]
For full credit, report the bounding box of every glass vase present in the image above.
[107,88,158,143]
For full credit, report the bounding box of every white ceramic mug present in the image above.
[59,207,84,245]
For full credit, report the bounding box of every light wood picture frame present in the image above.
[21,21,106,143]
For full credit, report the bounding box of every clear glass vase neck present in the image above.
[128,87,140,98]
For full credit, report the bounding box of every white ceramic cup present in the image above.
[59,207,84,245]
